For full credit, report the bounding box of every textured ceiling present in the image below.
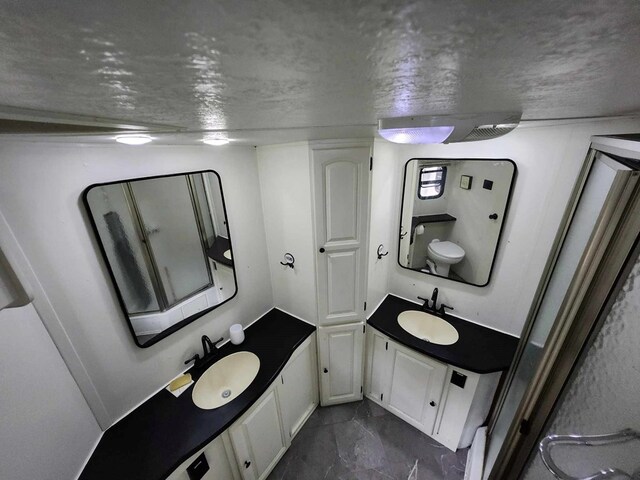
[1,0,639,137]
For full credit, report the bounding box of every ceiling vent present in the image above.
[378,112,521,144]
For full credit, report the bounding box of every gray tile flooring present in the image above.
[268,399,468,480]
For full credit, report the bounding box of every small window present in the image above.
[418,166,446,199]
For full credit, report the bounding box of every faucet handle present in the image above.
[213,337,224,347]
[438,304,454,315]
[184,353,201,366]
[417,296,430,309]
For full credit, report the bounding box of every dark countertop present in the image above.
[368,295,518,374]
[206,235,234,268]
[81,310,315,480]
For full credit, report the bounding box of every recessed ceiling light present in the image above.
[115,134,153,145]
[202,137,230,146]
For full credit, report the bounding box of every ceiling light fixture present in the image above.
[378,112,521,144]
[202,137,230,146]
[379,126,454,144]
[115,134,153,145]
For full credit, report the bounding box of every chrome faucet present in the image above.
[185,335,224,368]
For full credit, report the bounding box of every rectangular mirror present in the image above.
[84,171,237,347]
[398,158,516,287]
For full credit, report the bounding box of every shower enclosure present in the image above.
[93,174,214,315]
[484,135,640,479]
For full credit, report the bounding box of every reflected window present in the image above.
[418,166,447,199]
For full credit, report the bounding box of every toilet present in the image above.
[427,239,466,277]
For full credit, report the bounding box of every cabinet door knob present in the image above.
[244,460,251,469]
[319,247,325,253]
[489,213,498,220]
[323,367,328,373]
[429,401,436,407]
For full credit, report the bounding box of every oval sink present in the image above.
[192,351,260,410]
[397,311,459,345]
[223,249,232,260]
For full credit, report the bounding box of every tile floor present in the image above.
[268,399,468,480]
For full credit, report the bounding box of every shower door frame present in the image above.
[488,137,640,479]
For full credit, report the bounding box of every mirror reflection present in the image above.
[399,158,516,286]
[84,171,237,347]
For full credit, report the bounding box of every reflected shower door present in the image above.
[86,183,160,314]
[130,176,211,306]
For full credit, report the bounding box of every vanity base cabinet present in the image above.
[365,328,392,402]
[318,322,364,406]
[365,327,499,452]
[277,334,318,442]
[230,387,288,480]
[166,335,318,480]
[365,329,446,435]
[166,432,240,480]
[386,343,447,434]
[432,368,500,451]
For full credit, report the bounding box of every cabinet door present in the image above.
[387,343,447,434]
[311,142,372,327]
[277,335,318,442]
[229,388,287,480]
[365,328,392,402]
[318,323,364,406]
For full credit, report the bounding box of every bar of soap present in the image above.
[168,373,192,392]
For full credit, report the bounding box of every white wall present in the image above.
[367,140,395,310]
[0,142,273,425]
[447,160,515,285]
[257,143,317,323]
[373,118,640,336]
[0,303,101,480]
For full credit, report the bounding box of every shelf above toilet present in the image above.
[411,213,456,230]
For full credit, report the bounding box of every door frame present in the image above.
[488,138,640,479]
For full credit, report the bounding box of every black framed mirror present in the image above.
[83,170,237,347]
[398,158,516,287]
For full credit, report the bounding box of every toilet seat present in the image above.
[428,240,465,262]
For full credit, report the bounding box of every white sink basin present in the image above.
[397,311,459,345]
[223,249,232,260]
[192,351,260,410]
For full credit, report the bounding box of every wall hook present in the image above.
[377,244,389,260]
[280,253,295,269]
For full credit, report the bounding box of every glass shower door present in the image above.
[522,252,640,479]
[130,175,211,306]
[485,152,633,477]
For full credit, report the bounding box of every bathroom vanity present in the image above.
[79,294,518,479]
[365,295,518,451]
[80,310,316,480]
